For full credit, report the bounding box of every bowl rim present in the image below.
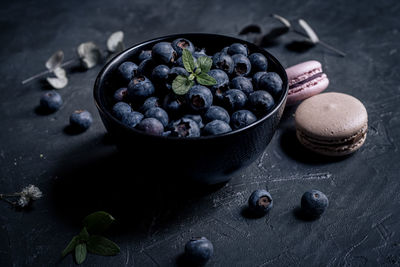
[94,33,288,141]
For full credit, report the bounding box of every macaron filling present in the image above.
[289,72,324,90]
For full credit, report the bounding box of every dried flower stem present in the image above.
[0,194,17,206]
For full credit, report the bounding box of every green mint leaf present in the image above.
[182,48,195,73]
[172,75,194,95]
[194,67,201,75]
[188,73,196,81]
[75,243,87,264]
[61,236,79,258]
[196,73,217,86]
[197,56,213,73]
[83,211,115,234]
[78,227,90,242]
[87,235,120,256]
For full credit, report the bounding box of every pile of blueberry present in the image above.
[111,38,283,137]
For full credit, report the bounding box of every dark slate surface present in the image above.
[1,0,400,266]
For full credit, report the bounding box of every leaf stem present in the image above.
[0,195,17,206]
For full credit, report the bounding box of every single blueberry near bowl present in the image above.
[113,87,128,102]
[167,118,200,138]
[231,110,257,130]
[252,71,267,90]
[136,118,164,136]
[112,102,132,120]
[203,120,232,136]
[248,90,275,116]
[144,107,169,127]
[204,106,230,124]
[301,190,329,218]
[212,52,234,75]
[186,85,213,112]
[152,42,177,64]
[138,50,152,62]
[140,97,161,113]
[172,38,195,57]
[69,110,93,131]
[117,61,138,82]
[248,189,273,216]
[227,43,248,56]
[249,53,268,73]
[40,91,63,112]
[230,76,254,95]
[121,111,143,128]
[184,237,214,266]
[222,89,248,112]
[258,72,283,97]
[232,54,251,77]
[127,76,155,103]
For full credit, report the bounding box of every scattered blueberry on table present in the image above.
[109,39,283,136]
[69,110,93,131]
[40,91,63,112]
[184,237,214,266]
[301,190,329,218]
[248,189,273,216]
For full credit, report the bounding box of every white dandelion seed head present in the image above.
[21,185,43,200]
[17,196,29,207]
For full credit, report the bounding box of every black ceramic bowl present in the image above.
[94,33,288,184]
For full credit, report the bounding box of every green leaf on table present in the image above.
[196,73,217,86]
[83,211,115,234]
[75,243,87,264]
[172,75,194,95]
[197,56,213,73]
[61,235,79,258]
[87,235,120,256]
[78,227,90,242]
[182,48,196,73]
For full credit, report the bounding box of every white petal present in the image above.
[107,31,124,52]
[45,50,64,71]
[272,14,291,28]
[53,67,67,79]
[47,76,68,89]
[77,42,102,69]
[298,19,319,44]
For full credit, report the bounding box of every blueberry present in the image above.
[231,110,257,130]
[232,54,251,77]
[113,87,128,102]
[152,42,177,64]
[144,107,169,127]
[227,43,248,56]
[204,106,230,124]
[212,52,234,75]
[69,110,93,131]
[248,189,273,216]
[167,118,200,138]
[258,72,283,97]
[186,85,213,112]
[121,111,143,128]
[112,102,132,120]
[182,114,204,128]
[40,91,63,112]
[140,97,161,113]
[117,61,138,82]
[203,120,232,136]
[136,118,164,136]
[184,237,214,266]
[138,50,152,62]
[166,67,189,90]
[248,90,275,115]
[207,69,229,101]
[248,53,268,73]
[192,49,209,59]
[172,38,195,57]
[137,59,156,77]
[301,190,329,218]
[163,93,186,117]
[221,46,229,54]
[222,89,248,112]
[127,76,155,102]
[252,71,267,89]
[151,64,170,84]
[230,76,254,95]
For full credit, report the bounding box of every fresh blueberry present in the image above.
[137,58,157,77]
[182,114,204,128]
[227,43,248,56]
[301,190,329,218]
[121,111,143,128]
[151,65,170,84]
[212,52,234,75]
[144,107,169,127]
[112,102,132,120]
[249,53,268,73]
[167,118,200,138]
[166,67,189,90]
[204,106,230,124]
[248,90,275,115]
[163,93,186,117]
[222,89,248,112]
[136,118,164,136]
[208,69,229,101]
[192,49,209,59]
[231,110,257,130]
[172,38,195,57]
[127,76,155,102]
[117,61,138,82]
[113,87,128,102]
[152,42,177,64]
[40,91,63,112]
[248,189,273,216]
[184,237,214,266]
[232,54,251,77]
[258,72,283,97]
[230,76,254,95]
[140,97,161,113]
[138,50,152,62]
[221,46,229,54]
[69,110,93,131]
[203,120,232,136]
[252,71,267,89]
[186,85,213,112]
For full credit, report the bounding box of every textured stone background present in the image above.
[0,0,399,266]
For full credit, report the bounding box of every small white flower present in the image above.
[21,185,43,200]
[17,196,29,207]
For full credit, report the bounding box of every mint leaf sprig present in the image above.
[61,211,120,265]
[172,49,217,95]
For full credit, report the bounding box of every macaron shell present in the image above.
[295,92,368,140]
[286,60,322,82]
[287,74,329,106]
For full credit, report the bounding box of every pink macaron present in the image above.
[285,60,329,106]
